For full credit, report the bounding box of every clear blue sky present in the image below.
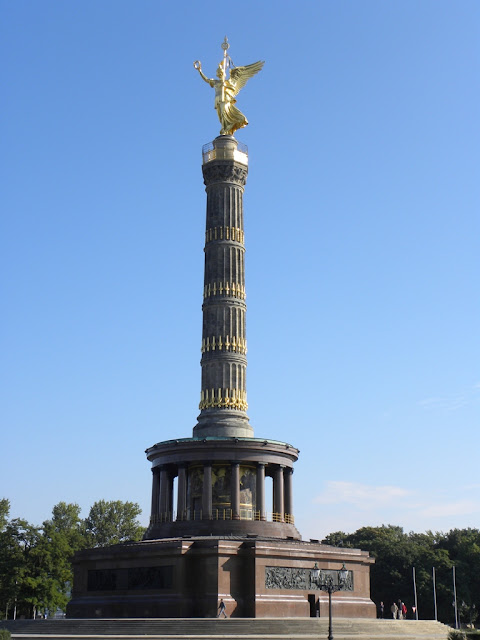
[1,0,479,541]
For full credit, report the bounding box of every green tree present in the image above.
[28,502,88,615]
[83,500,145,547]
[0,499,145,619]
[0,499,9,532]
[0,499,12,618]
[46,502,86,554]
[0,502,89,619]
[322,525,480,625]
[348,525,416,612]
[0,517,40,619]
[438,528,480,626]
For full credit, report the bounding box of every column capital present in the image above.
[202,162,248,188]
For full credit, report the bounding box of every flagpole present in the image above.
[433,567,438,621]
[453,566,459,629]
[413,566,419,620]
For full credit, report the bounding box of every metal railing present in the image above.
[202,141,248,165]
[150,510,294,525]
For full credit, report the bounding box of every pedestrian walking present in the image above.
[217,599,227,618]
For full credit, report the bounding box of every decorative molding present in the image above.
[265,567,354,591]
[265,567,308,590]
[205,226,245,244]
[201,335,247,355]
[199,388,248,411]
[203,281,246,300]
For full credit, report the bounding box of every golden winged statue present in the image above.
[194,37,264,136]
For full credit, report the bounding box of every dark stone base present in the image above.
[67,536,376,619]
[146,517,301,540]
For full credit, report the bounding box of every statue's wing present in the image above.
[229,61,264,97]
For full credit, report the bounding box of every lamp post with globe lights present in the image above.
[312,563,350,640]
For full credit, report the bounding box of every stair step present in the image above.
[0,618,450,640]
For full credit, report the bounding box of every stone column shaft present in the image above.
[151,467,160,520]
[273,465,285,522]
[177,466,187,520]
[194,136,253,439]
[159,468,169,515]
[256,462,266,521]
[167,473,174,513]
[284,467,293,520]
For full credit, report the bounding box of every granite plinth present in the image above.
[67,536,376,619]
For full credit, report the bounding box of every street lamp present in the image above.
[312,563,349,640]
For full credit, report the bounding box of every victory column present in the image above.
[144,38,300,540]
[67,39,375,620]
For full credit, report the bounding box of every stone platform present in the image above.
[66,536,375,619]
[1,617,450,640]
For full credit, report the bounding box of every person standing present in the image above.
[397,599,403,620]
[379,601,384,618]
[391,602,398,619]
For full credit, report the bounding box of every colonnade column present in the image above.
[177,465,187,520]
[167,473,174,514]
[159,468,174,519]
[284,467,293,522]
[231,462,240,520]
[151,467,160,521]
[273,465,285,522]
[202,462,212,519]
[158,467,167,515]
[256,462,266,521]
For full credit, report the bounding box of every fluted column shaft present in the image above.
[194,136,253,439]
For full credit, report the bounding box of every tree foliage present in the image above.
[0,498,145,619]
[322,524,479,625]
[83,500,144,547]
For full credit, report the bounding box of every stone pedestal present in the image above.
[67,537,376,619]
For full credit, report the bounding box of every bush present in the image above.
[0,629,11,640]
